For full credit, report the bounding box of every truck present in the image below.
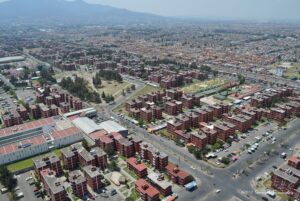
[184,181,197,191]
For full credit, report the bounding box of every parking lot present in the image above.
[16,88,36,105]
[209,121,278,165]
[16,171,43,201]
[0,87,18,112]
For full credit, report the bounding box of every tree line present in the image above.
[96,69,123,83]
[60,76,101,103]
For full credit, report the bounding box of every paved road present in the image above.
[211,65,300,91]
[103,76,300,201]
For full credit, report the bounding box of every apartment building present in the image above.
[127,157,148,178]
[69,170,88,198]
[135,179,160,201]
[83,165,103,191]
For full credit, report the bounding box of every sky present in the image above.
[83,0,300,21]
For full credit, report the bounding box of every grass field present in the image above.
[114,85,160,114]
[54,71,132,98]
[284,65,300,79]
[7,149,61,173]
[181,78,225,93]
[128,85,160,101]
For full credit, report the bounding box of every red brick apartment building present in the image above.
[135,179,160,201]
[17,105,29,121]
[270,107,287,122]
[223,114,252,133]
[69,170,88,198]
[90,147,108,170]
[83,165,103,191]
[78,149,96,167]
[271,164,300,193]
[115,137,135,158]
[200,126,217,145]
[190,131,208,149]
[164,101,182,115]
[34,154,63,177]
[165,163,192,185]
[147,172,172,197]
[40,169,66,201]
[140,107,153,122]
[288,155,300,170]
[2,110,23,127]
[61,146,79,170]
[166,89,183,100]
[167,119,183,135]
[140,142,168,171]
[185,112,200,127]
[29,105,41,119]
[59,102,70,113]
[173,130,191,143]
[127,157,148,178]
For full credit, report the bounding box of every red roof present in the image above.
[165,163,190,179]
[289,155,300,164]
[127,157,147,172]
[52,127,81,139]
[110,132,123,140]
[135,179,159,198]
[98,135,113,144]
[89,130,107,140]
[0,117,55,137]
[0,135,46,155]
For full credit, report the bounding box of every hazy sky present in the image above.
[84,0,300,21]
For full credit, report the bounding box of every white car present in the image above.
[215,189,221,193]
[25,177,33,181]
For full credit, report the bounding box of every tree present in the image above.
[82,139,90,151]
[108,161,118,171]
[237,74,245,85]
[131,84,136,91]
[0,165,15,191]
[101,91,106,99]
[106,147,115,157]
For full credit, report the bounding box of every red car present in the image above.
[33,188,39,192]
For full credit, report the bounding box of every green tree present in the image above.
[108,161,119,171]
[237,74,245,85]
[82,139,90,151]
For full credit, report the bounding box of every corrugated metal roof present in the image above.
[72,117,101,134]
[99,120,127,133]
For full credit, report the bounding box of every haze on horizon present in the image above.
[83,0,300,22]
[0,0,299,22]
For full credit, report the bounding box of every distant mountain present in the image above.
[0,0,166,25]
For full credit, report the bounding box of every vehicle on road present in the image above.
[111,189,117,196]
[16,192,24,198]
[185,181,197,191]
[281,152,287,159]
[215,189,221,193]
[1,188,8,193]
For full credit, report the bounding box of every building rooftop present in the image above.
[72,117,102,134]
[40,169,65,194]
[135,179,159,198]
[99,120,127,134]
[127,157,147,172]
[69,170,86,185]
[147,172,172,190]
[83,165,101,178]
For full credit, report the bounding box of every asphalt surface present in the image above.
[103,77,300,201]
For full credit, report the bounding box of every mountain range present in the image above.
[0,0,166,25]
